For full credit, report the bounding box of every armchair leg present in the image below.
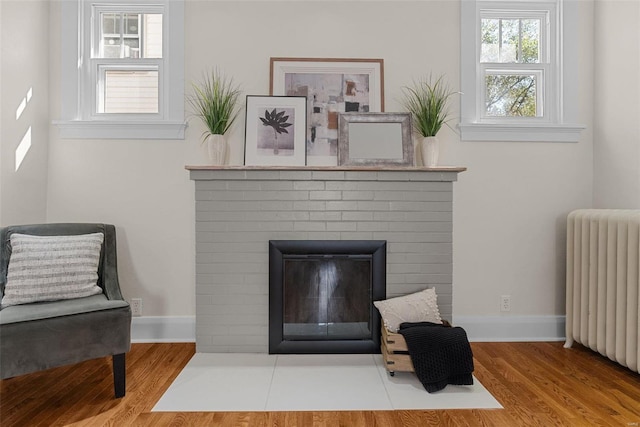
[113,353,126,398]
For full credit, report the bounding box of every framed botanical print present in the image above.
[244,95,307,166]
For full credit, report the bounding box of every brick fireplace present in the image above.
[188,166,465,353]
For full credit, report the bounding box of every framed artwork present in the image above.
[244,95,307,166]
[337,112,414,167]
[270,57,384,166]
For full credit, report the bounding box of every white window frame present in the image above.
[460,0,584,142]
[54,0,185,139]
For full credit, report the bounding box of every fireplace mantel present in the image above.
[186,165,466,180]
[186,165,467,171]
[189,164,465,353]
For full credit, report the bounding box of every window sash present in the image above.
[95,63,161,116]
[91,4,164,59]
[480,15,546,64]
[480,66,545,119]
[479,10,549,64]
[90,59,163,119]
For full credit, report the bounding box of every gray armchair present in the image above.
[0,223,131,398]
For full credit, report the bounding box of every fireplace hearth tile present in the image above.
[152,353,276,412]
[153,353,501,412]
[265,354,393,411]
[372,355,502,410]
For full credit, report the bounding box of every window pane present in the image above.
[102,38,122,58]
[500,19,519,62]
[102,13,119,35]
[481,19,499,62]
[98,12,162,59]
[485,74,537,117]
[124,38,140,58]
[143,14,163,58]
[521,19,540,63]
[102,70,159,114]
[124,13,139,35]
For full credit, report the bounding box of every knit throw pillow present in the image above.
[1,233,104,307]
[374,288,442,333]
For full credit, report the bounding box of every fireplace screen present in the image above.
[269,240,386,354]
[283,257,372,340]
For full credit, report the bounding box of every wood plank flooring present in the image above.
[1,342,639,426]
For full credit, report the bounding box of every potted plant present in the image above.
[188,69,241,165]
[402,74,456,167]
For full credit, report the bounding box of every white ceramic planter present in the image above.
[420,136,440,167]
[206,134,228,165]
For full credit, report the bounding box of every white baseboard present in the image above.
[453,315,566,342]
[131,316,195,343]
[130,315,566,343]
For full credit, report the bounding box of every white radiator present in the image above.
[565,209,640,373]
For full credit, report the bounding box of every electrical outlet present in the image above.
[131,298,142,317]
[500,295,511,312]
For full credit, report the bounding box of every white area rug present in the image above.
[152,353,502,412]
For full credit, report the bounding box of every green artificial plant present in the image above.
[188,69,241,141]
[402,74,457,137]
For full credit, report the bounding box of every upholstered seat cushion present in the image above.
[0,296,131,379]
[0,294,129,325]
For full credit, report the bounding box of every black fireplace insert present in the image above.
[269,240,386,354]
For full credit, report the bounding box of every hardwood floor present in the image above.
[1,342,639,426]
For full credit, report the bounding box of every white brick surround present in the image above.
[188,167,465,353]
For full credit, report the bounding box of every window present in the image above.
[54,0,185,139]
[93,8,162,115]
[481,13,546,118]
[460,0,584,142]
